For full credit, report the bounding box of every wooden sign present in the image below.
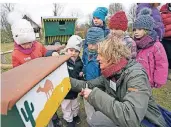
[1,55,71,127]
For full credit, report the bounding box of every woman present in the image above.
[70,36,167,127]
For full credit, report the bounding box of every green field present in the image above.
[1,42,171,127]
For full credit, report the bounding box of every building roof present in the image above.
[42,16,77,22]
[23,15,41,28]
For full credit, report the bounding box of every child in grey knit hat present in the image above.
[133,8,168,88]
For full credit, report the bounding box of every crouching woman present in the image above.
[70,36,167,127]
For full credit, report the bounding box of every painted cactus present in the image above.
[21,101,35,127]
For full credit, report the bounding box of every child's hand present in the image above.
[79,72,83,77]
[52,52,59,57]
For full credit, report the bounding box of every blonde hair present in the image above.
[98,36,131,64]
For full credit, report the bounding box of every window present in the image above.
[59,21,65,25]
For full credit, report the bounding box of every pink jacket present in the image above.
[136,40,168,88]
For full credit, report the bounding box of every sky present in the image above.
[12,2,133,25]
[2,0,168,26]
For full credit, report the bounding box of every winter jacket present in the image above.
[136,39,168,88]
[70,59,167,127]
[65,57,83,99]
[12,41,47,67]
[82,48,100,80]
[160,3,171,39]
[124,35,137,59]
[83,22,110,50]
[136,3,165,40]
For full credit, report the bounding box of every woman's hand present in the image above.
[82,88,92,100]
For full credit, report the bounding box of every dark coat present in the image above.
[65,56,83,99]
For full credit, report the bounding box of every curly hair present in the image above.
[98,36,131,64]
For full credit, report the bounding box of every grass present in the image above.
[1,42,171,126]
[0,42,14,52]
[56,79,171,127]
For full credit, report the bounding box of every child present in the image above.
[160,3,171,80]
[10,18,64,67]
[82,27,105,80]
[109,11,137,59]
[136,3,165,41]
[61,35,83,127]
[83,7,109,50]
[133,8,168,88]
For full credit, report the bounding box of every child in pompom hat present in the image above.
[8,13,65,68]
[83,7,109,50]
[61,35,84,127]
[133,8,168,88]
[109,11,137,59]
[136,3,164,41]
[82,27,105,80]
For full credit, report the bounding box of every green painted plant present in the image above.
[21,101,35,127]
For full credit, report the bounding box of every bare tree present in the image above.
[128,3,137,23]
[1,3,15,43]
[69,8,83,18]
[53,3,64,16]
[108,3,124,16]
[84,13,92,28]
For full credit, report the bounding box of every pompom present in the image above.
[139,8,152,16]
[7,11,23,25]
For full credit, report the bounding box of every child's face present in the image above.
[66,48,79,58]
[93,17,103,26]
[20,42,33,49]
[133,29,146,39]
[111,29,124,37]
[88,43,98,51]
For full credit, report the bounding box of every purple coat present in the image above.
[136,3,165,40]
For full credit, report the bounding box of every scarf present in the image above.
[88,50,97,60]
[101,58,128,81]
[14,41,36,55]
[135,30,158,51]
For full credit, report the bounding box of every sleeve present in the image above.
[12,54,21,68]
[83,34,89,51]
[70,76,106,92]
[45,50,57,57]
[38,42,47,56]
[131,40,137,59]
[153,42,168,87]
[82,49,87,74]
[45,45,65,51]
[88,70,150,127]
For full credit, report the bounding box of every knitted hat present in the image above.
[133,8,155,31]
[8,12,35,45]
[86,27,105,44]
[93,7,108,21]
[65,35,83,52]
[109,11,128,31]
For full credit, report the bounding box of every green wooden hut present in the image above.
[41,17,77,45]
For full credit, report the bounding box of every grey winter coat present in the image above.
[70,59,166,127]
